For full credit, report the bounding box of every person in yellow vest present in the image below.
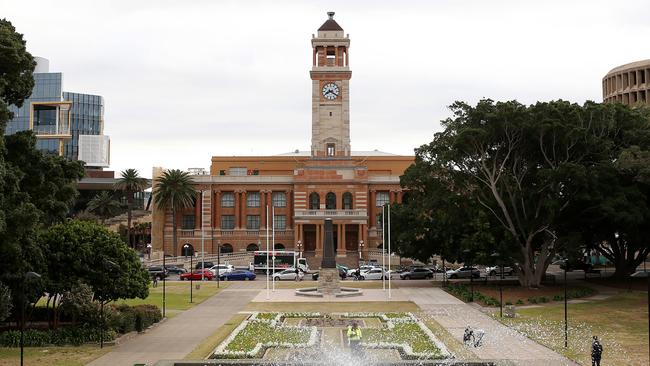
[347,321,363,355]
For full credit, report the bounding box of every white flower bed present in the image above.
[342,312,452,359]
[212,312,319,359]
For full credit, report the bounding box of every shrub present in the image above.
[527,297,538,304]
[0,327,116,347]
[553,294,564,301]
[505,301,513,306]
[516,299,524,305]
[109,304,161,334]
[539,296,549,303]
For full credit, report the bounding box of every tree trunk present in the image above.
[45,296,52,329]
[517,240,554,288]
[127,191,133,248]
[172,201,177,257]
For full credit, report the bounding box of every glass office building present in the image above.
[5,57,110,166]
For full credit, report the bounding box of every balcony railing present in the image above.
[294,209,367,218]
[33,124,71,136]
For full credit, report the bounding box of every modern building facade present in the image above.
[602,59,650,106]
[6,57,110,167]
[151,13,414,267]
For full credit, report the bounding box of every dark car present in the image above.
[195,261,215,269]
[555,259,593,272]
[312,267,347,280]
[164,265,187,274]
[400,268,434,280]
[220,270,256,281]
[147,266,168,280]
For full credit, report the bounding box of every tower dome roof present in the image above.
[318,12,343,31]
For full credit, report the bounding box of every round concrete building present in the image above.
[603,59,650,105]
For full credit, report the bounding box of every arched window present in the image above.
[309,192,320,209]
[181,243,194,257]
[342,192,353,209]
[246,243,259,252]
[325,192,336,209]
[220,244,233,254]
[274,243,285,250]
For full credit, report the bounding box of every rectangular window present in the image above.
[272,192,286,207]
[229,167,247,176]
[221,192,235,207]
[327,143,335,156]
[247,215,260,230]
[221,215,235,230]
[182,215,195,229]
[274,215,286,230]
[247,192,260,207]
[376,192,390,207]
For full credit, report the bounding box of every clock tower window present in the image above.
[326,143,335,157]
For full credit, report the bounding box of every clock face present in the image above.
[322,82,340,100]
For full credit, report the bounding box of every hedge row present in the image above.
[0,327,116,347]
[110,304,162,333]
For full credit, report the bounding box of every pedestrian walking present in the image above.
[591,336,603,366]
[463,326,473,346]
[294,267,300,282]
[152,274,158,288]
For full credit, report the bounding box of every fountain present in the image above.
[295,218,362,297]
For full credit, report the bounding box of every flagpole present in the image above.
[272,206,276,292]
[388,203,392,299]
[382,204,386,291]
[266,205,269,300]
[201,190,206,281]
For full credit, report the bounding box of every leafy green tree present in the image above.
[0,282,11,322]
[40,220,149,315]
[115,169,148,248]
[153,169,195,256]
[408,100,623,287]
[87,191,122,223]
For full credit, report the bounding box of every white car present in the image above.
[209,264,234,276]
[485,266,514,276]
[360,268,389,280]
[273,268,304,281]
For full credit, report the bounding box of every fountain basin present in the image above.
[294,287,363,297]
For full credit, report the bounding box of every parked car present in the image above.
[348,265,378,277]
[164,265,187,275]
[400,268,434,280]
[195,261,215,269]
[180,269,214,281]
[220,270,256,281]
[147,266,168,280]
[360,268,389,280]
[273,268,304,281]
[312,267,347,280]
[209,264,234,276]
[552,259,593,272]
[446,266,480,279]
[485,266,514,276]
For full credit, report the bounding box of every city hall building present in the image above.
[151,13,413,267]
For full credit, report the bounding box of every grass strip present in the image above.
[184,313,249,359]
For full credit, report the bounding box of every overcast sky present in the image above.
[2,0,649,178]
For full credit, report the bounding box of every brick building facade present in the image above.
[151,13,413,267]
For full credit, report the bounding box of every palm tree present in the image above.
[153,169,195,256]
[115,169,148,248]
[87,191,121,223]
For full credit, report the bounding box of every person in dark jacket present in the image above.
[591,336,603,366]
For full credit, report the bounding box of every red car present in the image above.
[180,269,214,281]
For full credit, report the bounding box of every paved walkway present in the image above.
[401,287,579,366]
[87,288,259,366]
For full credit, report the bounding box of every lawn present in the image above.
[0,345,110,366]
[246,301,419,313]
[113,281,227,317]
[498,291,648,365]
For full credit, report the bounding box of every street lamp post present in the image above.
[183,244,193,303]
[463,249,473,302]
[217,240,221,288]
[491,252,503,318]
[564,259,569,348]
[297,240,302,259]
[358,240,364,266]
[21,271,41,366]
[146,243,152,260]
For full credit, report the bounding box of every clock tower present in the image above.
[310,12,351,158]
